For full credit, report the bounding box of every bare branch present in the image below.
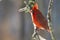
[18,7,27,12]
[47,0,56,40]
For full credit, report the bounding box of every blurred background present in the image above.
[0,0,60,40]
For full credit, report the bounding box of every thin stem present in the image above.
[32,29,40,40]
[47,0,56,40]
[18,7,27,12]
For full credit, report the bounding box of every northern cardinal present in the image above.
[30,3,50,32]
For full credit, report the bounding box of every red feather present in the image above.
[30,3,50,32]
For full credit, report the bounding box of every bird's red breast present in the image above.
[30,3,50,32]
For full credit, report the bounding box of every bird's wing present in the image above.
[33,9,49,30]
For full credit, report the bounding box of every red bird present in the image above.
[30,3,50,32]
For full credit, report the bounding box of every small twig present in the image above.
[18,7,27,12]
[47,0,56,40]
[18,1,29,12]
[32,29,46,40]
[32,29,40,40]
